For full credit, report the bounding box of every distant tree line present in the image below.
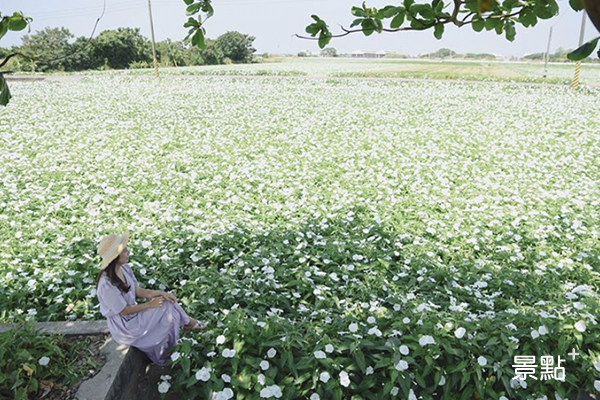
[0,27,256,72]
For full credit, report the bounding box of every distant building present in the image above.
[341,50,389,58]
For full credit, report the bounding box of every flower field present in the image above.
[2,65,600,399]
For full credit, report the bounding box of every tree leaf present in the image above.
[191,28,206,49]
[569,0,584,11]
[390,11,406,28]
[381,6,399,18]
[0,19,8,40]
[434,23,444,39]
[8,16,27,31]
[183,0,194,4]
[472,17,485,32]
[318,32,332,48]
[567,36,600,61]
[351,7,367,17]
[361,19,375,35]
[0,73,11,107]
[350,18,364,28]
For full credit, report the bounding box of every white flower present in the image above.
[454,327,466,339]
[339,371,350,387]
[319,372,330,383]
[170,352,180,362]
[418,335,435,346]
[158,381,171,394]
[439,375,446,386]
[314,350,326,359]
[160,374,172,381]
[267,348,277,358]
[222,348,236,358]
[395,360,409,371]
[408,388,417,400]
[216,334,226,344]
[349,323,358,333]
[575,320,586,332]
[366,366,374,375]
[208,298,215,304]
[212,388,234,400]
[310,394,320,400]
[500,397,509,400]
[260,360,270,370]
[594,380,600,392]
[538,325,548,335]
[258,374,266,385]
[195,367,211,381]
[368,327,382,337]
[402,317,410,324]
[477,356,487,366]
[531,329,540,339]
[325,344,334,353]
[391,386,399,396]
[399,345,409,355]
[367,316,376,324]
[260,385,283,399]
[222,374,231,383]
[38,357,50,366]
[594,356,600,372]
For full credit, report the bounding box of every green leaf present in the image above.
[434,23,444,39]
[0,73,11,107]
[351,7,367,17]
[485,16,501,30]
[191,28,206,49]
[8,16,27,31]
[183,17,200,28]
[318,31,332,48]
[0,19,8,40]
[504,20,516,41]
[183,0,194,4]
[519,7,537,27]
[381,6,399,18]
[350,18,364,28]
[569,0,584,11]
[472,17,485,32]
[354,350,366,372]
[390,11,406,28]
[185,2,203,15]
[305,23,320,35]
[361,19,375,36]
[567,36,600,61]
[534,0,559,19]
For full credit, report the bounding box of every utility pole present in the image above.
[147,0,159,78]
[543,27,552,78]
[572,10,587,90]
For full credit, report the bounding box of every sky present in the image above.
[1,0,598,57]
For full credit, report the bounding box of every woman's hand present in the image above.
[155,291,177,303]
[148,296,166,308]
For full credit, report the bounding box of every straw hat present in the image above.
[97,231,129,270]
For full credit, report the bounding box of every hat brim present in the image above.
[99,231,129,270]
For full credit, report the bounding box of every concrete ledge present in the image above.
[0,321,149,400]
[76,337,150,400]
[0,320,109,335]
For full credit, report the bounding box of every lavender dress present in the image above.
[96,263,191,366]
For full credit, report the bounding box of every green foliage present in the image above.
[0,321,101,399]
[92,28,152,70]
[321,47,338,57]
[0,11,31,41]
[21,27,75,72]
[214,31,256,63]
[568,36,600,61]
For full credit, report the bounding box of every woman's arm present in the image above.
[135,286,160,299]
[120,296,164,316]
[120,302,152,316]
